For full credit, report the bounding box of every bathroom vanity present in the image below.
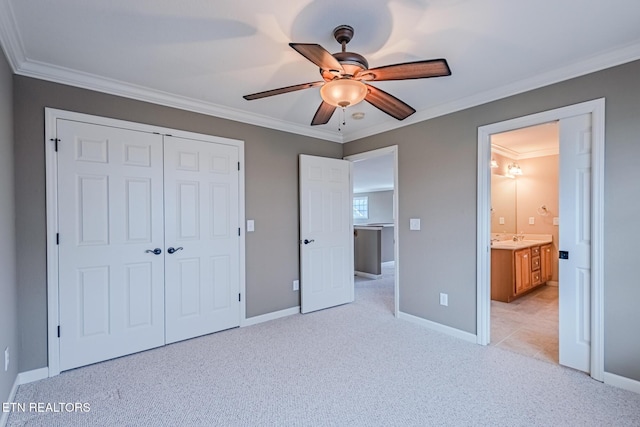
[491,237,553,302]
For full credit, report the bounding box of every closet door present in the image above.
[57,120,165,371]
[164,136,241,343]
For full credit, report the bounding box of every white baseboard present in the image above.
[604,371,640,394]
[242,306,300,327]
[355,271,382,279]
[0,375,19,427]
[17,367,49,385]
[398,311,477,344]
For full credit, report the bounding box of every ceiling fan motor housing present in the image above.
[333,25,355,45]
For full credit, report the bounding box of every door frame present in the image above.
[45,108,246,376]
[345,145,400,317]
[476,98,605,381]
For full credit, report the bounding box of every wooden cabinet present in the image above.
[514,248,531,294]
[491,243,551,303]
[540,243,553,282]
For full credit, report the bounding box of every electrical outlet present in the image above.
[293,280,299,291]
[439,293,448,307]
[4,347,8,372]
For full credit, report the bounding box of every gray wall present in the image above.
[0,50,18,404]
[353,190,394,225]
[13,76,342,372]
[344,59,640,382]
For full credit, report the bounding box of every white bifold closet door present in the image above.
[56,119,240,372]
[57,120,166,371]
[163,136,240,344]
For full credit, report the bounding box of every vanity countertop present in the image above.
[491,239,552,250]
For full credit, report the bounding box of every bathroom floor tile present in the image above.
[490,285,558,364]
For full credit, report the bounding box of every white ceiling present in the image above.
[491,121,559,159]
[353,154,394,193]
[1,0,640,143]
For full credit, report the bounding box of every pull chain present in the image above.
[338,107,346,132]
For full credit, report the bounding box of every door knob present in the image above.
[145,248,162,255]
[303,239,315,245]
[167,246,184,254]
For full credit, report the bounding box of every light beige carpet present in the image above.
[7,265,640,426]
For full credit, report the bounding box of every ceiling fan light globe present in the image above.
[320,79,367,108]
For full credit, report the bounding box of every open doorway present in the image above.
[476,99,605,381]
[345,146,399,317]
[489,122,560,363]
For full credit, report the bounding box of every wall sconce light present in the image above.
[507,162,523,176]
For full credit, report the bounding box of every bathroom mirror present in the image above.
[491,174,516,234]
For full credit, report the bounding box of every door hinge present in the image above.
[238,228,241,236]
[56,233,59,245]
[50,138,60,151]
[238,162,240,171]
[238,293,241,302]
[57,325,60,338]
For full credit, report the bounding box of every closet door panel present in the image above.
[57,120,165,371]
[164,136,241,343]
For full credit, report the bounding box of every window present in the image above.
[353,196,368,219]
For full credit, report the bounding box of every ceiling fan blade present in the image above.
[364,59,451,81]
[289,43,344,72]
[364,85,416,121]
[243,81,324,101]
[311,101,337,126]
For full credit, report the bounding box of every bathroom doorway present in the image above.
[345,146,399,317]
[476,99,605,381]
[488,123,560,363]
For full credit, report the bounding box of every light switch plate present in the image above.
[553,217,560,226]
[409,218,421,231]
[499,217,505,225]
[439,293,448,306]
[529,217,535,225]
[247,220,255,232]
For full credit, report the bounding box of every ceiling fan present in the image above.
[243,25,451,126]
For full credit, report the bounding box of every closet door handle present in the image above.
[167,246,183,254]
[145,248,162,255]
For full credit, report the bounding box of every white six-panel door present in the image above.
[56,118,241,371]
[299,154,354,314]
[164,136,240,343]
[559,113,592,373]
[57,120,166,371]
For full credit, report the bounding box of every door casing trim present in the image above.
[45,108,246,376]
[476,98,605,381]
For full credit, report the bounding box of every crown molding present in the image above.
[491,144,558,160]
[343,40,640,143]
[354,186,394,193]
[15,59,345,143]
[0,0,25,71]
